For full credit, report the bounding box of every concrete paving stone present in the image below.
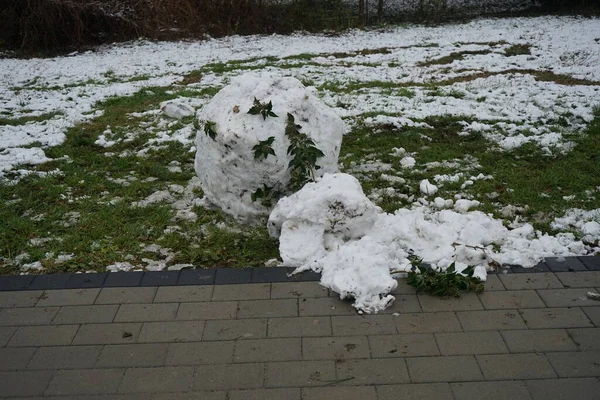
[138,321,205,343]
[203,319,267,341]
[234,338,301,362]
[46,368,124,396]
[0,326,17,347]
[391,279,418,294]
[526,378,600,400]
[271,282,328,299]
[478,290,545,309]
[377,383,454,400]
[0,347,36,370]
[96,343,168,367]
[166,341,234,365]
[28,345,102,369]
[498,273,563,290]
[582,306,600,325]
[407,356,483,383]
[177,301,237,320]
[380,295,422,314]
[519,307,594,329]
[302,336,370,360]
[545,257,588,272]
[36,288,100,307]
[119,366,194,393]
[579,256,600,271]
[555,271,600,288]
[192,364,264,391]
[369,333,439,358]
[152,392,226,400]
[335,358,410,385]
[0,290,43,308]
[476,353,556,380]
[299,297,356,316]
[331,315,397,336]
[228,388,300,400]
[267,317,331,337]
[451,381,531,400]
[0,370,54,397]
[394,312,462,333]
[237,299,298,319]
[418,293,483,312]
[567,327,600,350]
[457,310,526,331]
[8,324,79,347]
[302,386,377,400]
[95,287,157,305]
[114,303,178,322]
[265,360,335,387]
[482,274,505,291]
[0,307,58,326]
[546,351,600,377]
[52,305,119,324]
[500,328,577,353]
[72,323,142,345]
[153,286,213,303]
[212,284,270,301]
[537,288,598,307]
[434,331,509,355]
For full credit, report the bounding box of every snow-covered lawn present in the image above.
[1,16,599,288]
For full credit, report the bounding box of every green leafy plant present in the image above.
[285,113,325,191]
[406,262,484,297]
[252,136,276,160]
[248,98,278,120]
[204,120,217,141]
[251,184,277,207]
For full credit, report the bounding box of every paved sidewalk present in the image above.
[1,271,599,399]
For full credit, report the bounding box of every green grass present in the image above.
[0,111,63,126]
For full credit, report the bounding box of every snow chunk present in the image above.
[419,179,438,195]
[161,101,195,119]
[400,157,416,169]
[454,199,480,213]
[132,190,174,207]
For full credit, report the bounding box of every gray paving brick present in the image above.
[0,290,43,307]
[46,368,124,396]
[499,272,563,290]
[0,347,36,370]
[72,323,142,345]
[369,333,439,358]
[96,287,157,304]
[335,358,410,385]
[203,319,266,341]
[537,288,597,307]
[192,364,264,390]
[0,326,16,347]
[0,307,58,326]
[302,386,377,400]
[482,274,505,291]
[271,282,328,299]
[394,312,462,333]
[153,286,213,303]
[265,360,335,387]
[153,392,226,400]
[0,370,54,397]
[407,356,483,383]
[166,341,234,365]
[37,288,100,307]
[555,271,600,288]
[418,293,483,312]
[96,343,168,367]
[501,328,577,353]
[519,307,593,329]
[546,256,588,272]
[302,336,370,360]
[299,297,356,316]
[237,299,298,319]
[476,353,556,380]
[8,324,79,347]
[391,279,418,294]
[268,316,331,337]
[228,388,300,400]
[114,303,178,322]
[120,366,194,393]
[583,306,600,326]
[382,294,422,313]
[52,304,119,324]
[377,383,453,400]
[451,381,531,400]
[234,338,301,362]
[177,301,237,320]
[331,315,397,336]
[457,310,526,331]
[435,331,508,355]
[138,321,204,343]
[212,284,270,301]
[526,378,600,400]
[567,327,600,350]
[28,345,101,369]
[478,290,545,309]
[546,351,600,377]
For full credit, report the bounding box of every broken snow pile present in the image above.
[195,72,344,221]
[269,173,590,314]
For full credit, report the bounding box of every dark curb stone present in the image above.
[578,256,600,271]
[178,269,216,285]
[140,271,180,286]
[29,274,72,290]
[290,269,321,282]
[215,268,253,284]
[251,267,296,283]
[104,272,144,287]
[510,262,550,273]
[65,273,108,288]
[545,257,588,272]
[0,275,34,291]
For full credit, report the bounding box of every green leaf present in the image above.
[204,121,217,141]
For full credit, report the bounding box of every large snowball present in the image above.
[194,73,344,221]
